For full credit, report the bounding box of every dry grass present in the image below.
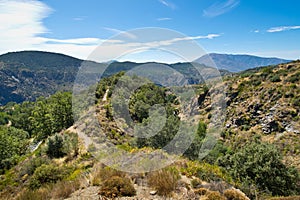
[51,180,81,199]
[16,188,51,200]
[147,166,180,197]
[267,197,300,200]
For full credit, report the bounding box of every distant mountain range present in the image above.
[0,51,230,105]
[0,51,293,105]
[195,53,292,72]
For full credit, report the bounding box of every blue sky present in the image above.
[0,0,299,62]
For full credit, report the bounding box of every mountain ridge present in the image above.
[195,53,292,72]
[0,51,231,105]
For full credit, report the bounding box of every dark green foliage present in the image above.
[28,164,68,189]
[286,72,300,83]
[129,83,166,122]
[30,92,73,140]
[0,112,9,125]
[46,134,65,158]
[20,157,50,177]
[46,132,78,158]
[95,71,125,101]
[183,121,207,160]
[204,141,230,164]
[269,74,281,82]
[0,126,29,172]
[0,51,84,105]
[7,92,73,139]
[219,141,300,196]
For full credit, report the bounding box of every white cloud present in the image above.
[43,38,102,45]
[88,34,221,62]
[0,0,106,59]
[203,0,240,17]
[0,0,219,63]
[0,0,52,52]
[267,26,300,33]
[103,27,137,39]
[157,17,172,21]
[254,30,260,33]
[158,0,176,10]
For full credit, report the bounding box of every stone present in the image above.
[150,191,157,195]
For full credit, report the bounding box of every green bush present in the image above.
[46,134,65,158]
[0,126,29,172]
[219,141,300,196]
[269,74,281,82]
[28,164,68,189]
[46,132,78,159]
[286,72,300,83]
[20,156,50,177]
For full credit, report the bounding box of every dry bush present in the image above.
[92,166,125,186]
[51,180,81,199]
[206,191,226,200]
[194,188,209,196]
[16,188,51,200]
[147,166,180,196]
[224,189,249,200]
[268,197,300,200]
[98,176,136,198]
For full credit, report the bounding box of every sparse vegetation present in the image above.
[147,166,180,196]
[99,176,136,198]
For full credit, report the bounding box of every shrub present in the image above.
[28,164,67,189]
[16,188,51,200]
[191,178,202,188]
[98,176,136,198]
[287,72,300,83]
[268,196,300,200]
[51,180,81,199]
[46,132,79,159]
[218,141,300,196]
[92,167,125,186]
[224,189,249,200]
[194,188,208,195]
[147,166,180,196]
[46,134,65,158]
[20,156,50,177]
[269,74,281,82]
[206,191,226,200]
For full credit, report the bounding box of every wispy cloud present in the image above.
[0,0,52,51]
[254,30,260,33]
[43,38,102,45]
[88,33,221,62]
[103,27,137,39]
[158,0,176,10]
[157,17,172,21]
[73,17,86,21]
[267,26,300,33]
[203,0,240,17]
[0,0,220,63]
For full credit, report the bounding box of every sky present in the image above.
[0,0,300,63]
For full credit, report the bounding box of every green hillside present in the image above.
[0,60,299,199]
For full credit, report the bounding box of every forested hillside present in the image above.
[0,61,299,200]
